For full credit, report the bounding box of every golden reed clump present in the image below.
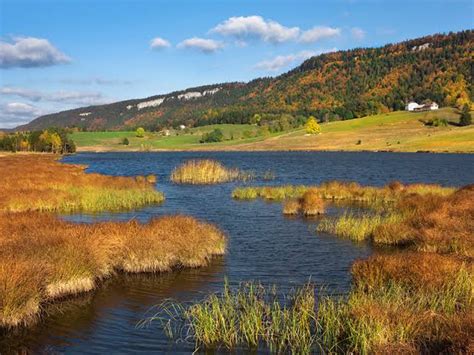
[282,199,301,215]
[282,191,325,216]
[0,154,226,328]
[301,189,325,215]
[171,159,244,184]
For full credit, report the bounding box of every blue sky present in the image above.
[0,0,472,128]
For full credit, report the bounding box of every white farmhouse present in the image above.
[429,102,439,110]
[405,101,439,111]
[405,102,421,111]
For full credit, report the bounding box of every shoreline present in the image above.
[75,146,474,154]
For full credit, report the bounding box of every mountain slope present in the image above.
[18,30,473,131]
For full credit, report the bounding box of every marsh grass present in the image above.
[152,254,472,353]
[317,212,403,242]
[301,189,325,216]
[316,185,474,256]
[0,213,226,328]
[0,154,226,328]
[142,281,317,353]
[228,181,473,353]
[145,259,472,354]
[0,155,164,213]
[171,159,252,184]
[232,181,454,208]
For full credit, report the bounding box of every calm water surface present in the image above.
[2,152,473,353]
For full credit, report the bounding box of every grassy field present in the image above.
[70,124,273,151]
[70,108,474,153]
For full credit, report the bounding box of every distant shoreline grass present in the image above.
[0,154,226,328]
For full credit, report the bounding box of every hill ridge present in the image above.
[18,30,473,131]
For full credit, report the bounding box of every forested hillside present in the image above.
[18,30,473,131]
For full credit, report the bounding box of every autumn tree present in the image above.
[136,127,145,138]
[305,116,321,134]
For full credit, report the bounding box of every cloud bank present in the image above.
[0,102,44,128]
[0,37,70,69]
[211,15,300,43]
[0,86,110,106]
[211,16,343,45]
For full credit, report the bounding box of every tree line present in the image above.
[0,128,76,153]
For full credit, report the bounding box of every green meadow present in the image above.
[70,108,474,152]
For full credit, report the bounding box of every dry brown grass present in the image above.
[372,186,474,257]
[0,154,226,329]
[316,185,474,353]
[346,252,473,353]
[281,191,325,216]
[282,199,300,215]
[300,189,325,215]
[0,212,226,328]
[171,159,247,184]
[352,252,470,292]
[0,154,164,212]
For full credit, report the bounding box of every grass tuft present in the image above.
[301,189,325,216]
[171,159,251,184]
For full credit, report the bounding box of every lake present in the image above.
[1,151,473,353]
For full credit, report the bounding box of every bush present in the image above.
[200,129,224,143]
[122,137,129,145]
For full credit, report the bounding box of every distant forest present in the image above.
[19,30,473,132]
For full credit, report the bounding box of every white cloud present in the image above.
[0,86,110,106]
[255,48,337,72]
[351,27,366,40]
[150,37,171,49]
[211,16,300,43]
[299,26,341,43]
[0,36,70,69]
[3,102,41,116]
[177,37,223,53]
[0,102,44,128]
